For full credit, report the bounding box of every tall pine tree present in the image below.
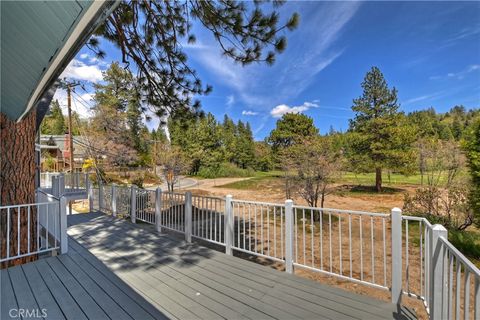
[348,66,415,192]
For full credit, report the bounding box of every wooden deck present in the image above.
[1,212,416,320]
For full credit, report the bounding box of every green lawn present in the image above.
[340,170,469,186]
[340,172,426,186]
[215,171,283,190]
[219,170,429,190]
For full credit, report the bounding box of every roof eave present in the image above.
[18,1,119,123]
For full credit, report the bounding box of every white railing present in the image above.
[92,186,479,318]
[402,216,434,311]
[1,192,67,263]
[135,189,156,224]
[192,194,225,246]
[40,172,89,194]
[292,206,391,291]
[99,183,113,214]
[230,199,285,261]
[63,172,88,191]
[158,191,186,233]
[40,172,59,188]
[431,228,480,319]
[115,185,131,217]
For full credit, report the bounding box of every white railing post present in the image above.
[225,195,233,255]
[130,186,137,223]
[155,188,162,232]
[52,176,59,197]
[391,207,403,305]
[285,199,294,274]
[475,277,479,320]
[59,196,68,254]
[112,183,117,217]
[84,173,88,190]
[59,173,65,196]
[86,176,93,212]
[98,181,104,211]
[185,192,192,243]
[430,224,448,320]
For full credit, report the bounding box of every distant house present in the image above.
[39,133,88,172]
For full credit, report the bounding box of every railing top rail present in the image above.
[0,201,60,209]
[439,236,480,276]
[36,189,60,200]
[231,198,286,207]
[161,192,186,197]
[401,215,433,227]
[292,205,389,217]
[115,185,131,190]
[191,194,225,201]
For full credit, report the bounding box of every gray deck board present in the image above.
[1,269,18,320]
[67,241,171,320]
[55,254,133,320]
[34,259,88,320]
[7,265,42,318]
[1,212,415,320]
[66,243,167,320]
[22,262,66,320]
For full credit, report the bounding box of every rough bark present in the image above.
[1,109,37,267]
[375,167,382,193]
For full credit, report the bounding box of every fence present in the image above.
[0,191,68,263]
[92,186,479,319]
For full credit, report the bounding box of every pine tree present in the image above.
[235,121,255,168]
[268,113,318,151]
[222,115,237,163]
[349,66,415,192]
[40,100,66,135]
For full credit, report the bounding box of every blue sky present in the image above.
[58,1,480,140]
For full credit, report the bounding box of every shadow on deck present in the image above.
[1,212,417,319]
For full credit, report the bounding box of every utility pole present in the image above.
[62,80,80,215]
[154,139,158,176]
[67,84,74,175]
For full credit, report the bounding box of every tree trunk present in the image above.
[1,109,38,267]
[375,167,382,192]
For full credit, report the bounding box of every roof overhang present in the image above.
[1,1,119,122]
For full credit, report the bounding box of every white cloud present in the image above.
[61,59,104,83]
[226,95,235,107]
[270,101,319,118]
[430,64,480,81]
[403,93,441,105]
[79,53,89,60]
[242,110,258,116]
